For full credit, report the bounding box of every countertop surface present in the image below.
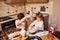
[0,18,16,24]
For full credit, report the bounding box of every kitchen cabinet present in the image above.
[27,0,49,3]
[43,13,49,30]
[5,0,49,4]
[0,0,4,1]
[5,0,26,3]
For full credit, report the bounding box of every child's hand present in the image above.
[25,15,31,18]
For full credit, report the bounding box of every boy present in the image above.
[15,13,31,36]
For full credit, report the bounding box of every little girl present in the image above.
[15,13,30,36]
[28,12,44,33]
[27,12,44,40]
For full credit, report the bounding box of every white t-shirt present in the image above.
[15,20,25,29]
[28,20,44,33]
[15,20,26,36]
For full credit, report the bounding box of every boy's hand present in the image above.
[25,15,31,18]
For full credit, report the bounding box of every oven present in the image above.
[1,20,15,31]
[0,16,16,31]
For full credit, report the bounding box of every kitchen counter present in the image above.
[0,13,19,24]
[0,18,16,24]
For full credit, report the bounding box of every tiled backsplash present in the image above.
[0,0,53,17]
[25,4,48,13]
[0,1,25,17]
[25,0,53,14]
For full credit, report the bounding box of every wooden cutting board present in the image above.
[11,36,27,40]
[41,34,59,40]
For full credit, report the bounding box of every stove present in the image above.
[0,16,16,31]
[0,16,12,22]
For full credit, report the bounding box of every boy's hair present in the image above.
[17,13,24,19]
[36,12,44,20]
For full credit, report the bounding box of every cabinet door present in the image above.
[20,0,26,3]
[27,0,33,3]
[43,14,49,30]
[38,0,49,3]
[11,0,26,3]
[5,0,26,3]
[27,0,49,3]
[5,0,20,3]
[11,0,20,3]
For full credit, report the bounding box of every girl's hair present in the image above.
[17,13,24,19]
[36,12,44,20]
